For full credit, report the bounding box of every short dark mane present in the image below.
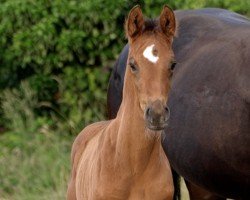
[143,18,159,32]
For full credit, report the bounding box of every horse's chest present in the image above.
[95,162,173,200]
[128,170,174,200]
[75,136,173,200]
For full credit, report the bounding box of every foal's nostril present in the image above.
[164,106,170,121]
[145,107,153,122]
[145,107,150,117]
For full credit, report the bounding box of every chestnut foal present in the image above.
[67,5,176,200]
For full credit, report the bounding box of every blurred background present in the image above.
[0,0,249,199]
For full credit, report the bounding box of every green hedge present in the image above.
[0,0,249,133]
[0,0,134,132]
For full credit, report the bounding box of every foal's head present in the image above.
[126,5,176,131]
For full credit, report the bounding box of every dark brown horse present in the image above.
[107,8,250,200]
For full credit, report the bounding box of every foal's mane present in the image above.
[144,18,178,37]
[124,18,160,39]
[143,18,159,32]
[125,17,176,40]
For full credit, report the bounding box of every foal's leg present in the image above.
[185,180,226,200]
[67,176,76,200]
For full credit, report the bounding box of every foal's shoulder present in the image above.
[78,120,111,143]
[70,121,111,166]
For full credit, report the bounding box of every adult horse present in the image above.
[107,8,250,200]
[68,6,177,200]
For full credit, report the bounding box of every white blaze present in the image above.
[143,44,159,63]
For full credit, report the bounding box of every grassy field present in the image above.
[0,131,73,200]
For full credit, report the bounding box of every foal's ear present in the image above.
[159,5,176,37]
[126,5,144,40]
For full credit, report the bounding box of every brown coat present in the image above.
[67,5,176,200]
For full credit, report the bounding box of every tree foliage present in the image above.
[0,0,249,132]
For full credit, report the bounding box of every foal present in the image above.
[67,5,176,200]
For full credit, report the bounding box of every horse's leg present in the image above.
[185,180,226,200]
[67,176,77,200]
[172,169,181,200]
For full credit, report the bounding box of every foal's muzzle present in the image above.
[145,100,170,131]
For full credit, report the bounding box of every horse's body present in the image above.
[68,6,177,200]
[67,119,173,199]
[107,8,250,199]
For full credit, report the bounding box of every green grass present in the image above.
[0,131,74,200]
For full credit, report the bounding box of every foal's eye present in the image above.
[130,63,137,72]
[129,58,138,73]
[170,61,177,71]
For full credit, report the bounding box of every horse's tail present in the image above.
[172,169,181,200]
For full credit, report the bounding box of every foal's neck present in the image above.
[113,67,162,173]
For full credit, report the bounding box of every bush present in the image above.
[1,81,37,133]
[57,66,108,133]
[0,0,135,132]
[0,0,249,133]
